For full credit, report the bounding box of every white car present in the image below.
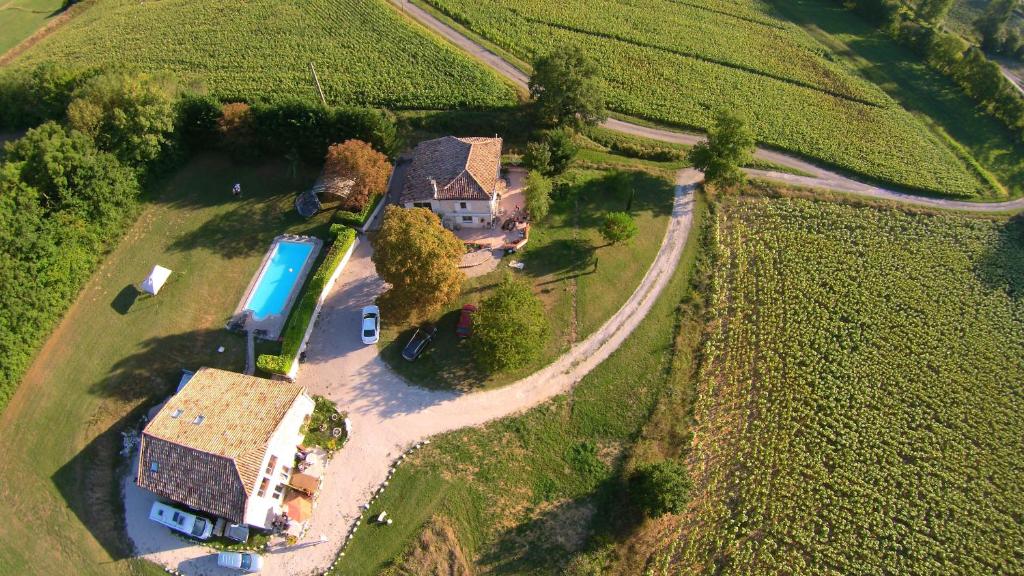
[361,305,380,344]
[148,501,213,540]
[217,551,264,572]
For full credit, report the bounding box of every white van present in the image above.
[148,501,214,540]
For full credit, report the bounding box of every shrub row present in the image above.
[256,226,357,376]
[332,193,385,229]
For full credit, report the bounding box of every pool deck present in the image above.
[230,234,323,340]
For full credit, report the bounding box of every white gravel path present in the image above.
[124,171,699,575]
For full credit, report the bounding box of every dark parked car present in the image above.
[401,325,438,361]
[456,304,477,338]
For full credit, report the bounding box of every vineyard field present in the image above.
[421,0,990,197]
[8,0,518,109]
[669,194,1024,574]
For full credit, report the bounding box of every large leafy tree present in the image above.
[688,111,756,188]
[629,459,692,517]
[372,206,465,322]
[323,139,392,211]
[529,46,607,129]
[472,275,549,372]
[66,72,177,167]
[975,0,1018,52]
[916,0,955,25]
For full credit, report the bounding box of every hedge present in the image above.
[256,226,357,376]
[332,193,384,229]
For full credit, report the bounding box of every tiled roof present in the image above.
[137,368,306,522]
[400,136,502,203]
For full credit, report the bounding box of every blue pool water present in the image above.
[246,241,315,320]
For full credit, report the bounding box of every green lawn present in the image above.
[0,0,65,55]
[335,194,708,575]
[378,167,675,390]
[770,0,1024,198]
[0,154,332,575]
[7,0,518,109]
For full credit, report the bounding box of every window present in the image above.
[150,461,159,473]
[171,408,183,419]
[459,202,468,210]
[462,216,473,223]
[265,455,277,475]
[257,477,270,498]
[272,483,285,499]
[280,466,291,480]
[413,202,431,209]
[192,415,204,425]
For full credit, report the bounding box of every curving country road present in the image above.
[392,0,1024,213]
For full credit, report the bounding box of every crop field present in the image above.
[8,0,517,108]
[663,195,1024,574]
[421,0,990,197]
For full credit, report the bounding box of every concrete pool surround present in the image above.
[233,234,322,340]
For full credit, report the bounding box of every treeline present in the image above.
[0,63,399,413]
[832,0,1024,142]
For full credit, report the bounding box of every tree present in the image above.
[472,275,549,372]
[371,206,465,322]
[217,102,256,160]
[522,141,552,174]
[543,127,579,174]
[66,72,177,168]
[916,0,954,25]
[524,170,552,221]
[601,212,638,245]
[529,46,607,129]
[322,139,392,211]
[629,459,692,517]
[688,110,755,188]
[975,0,1017,53]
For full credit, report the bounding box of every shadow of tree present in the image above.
[378,309,490,392]
[111,284,140,315]
[973,214,1024,300]
[523,237,597,281]
[168,196,304,259]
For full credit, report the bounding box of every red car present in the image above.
[456,304,477,338]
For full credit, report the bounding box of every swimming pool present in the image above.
[245,240,316,320]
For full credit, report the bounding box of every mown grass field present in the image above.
[419,0,994,198]
[0,154,332,575]
[0,0,64,55]
[378,167,675,390]
[662,192,1024,575]
[336,194,708,575]
[8,0,518,108]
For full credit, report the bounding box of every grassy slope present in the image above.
[378,167,675,390]
[335,194,708,575]
[0,0,64,54]
[7,0,517,108]
[770,0,1024,199]
[667,192,1024,575]
[0,155,332,575]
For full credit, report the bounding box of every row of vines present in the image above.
[423,0,989,197]
[9,0,518,109]
[668,195,1024,574]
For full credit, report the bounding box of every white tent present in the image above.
[140,265,172,296]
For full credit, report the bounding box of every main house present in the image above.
[399,135,505,229]
[137,367,315,529]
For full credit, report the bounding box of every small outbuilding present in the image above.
[140,265,173,296]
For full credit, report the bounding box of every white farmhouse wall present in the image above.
[243,393,316,528]
[404,197,497,228]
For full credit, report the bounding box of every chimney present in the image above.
[430,178,438,198]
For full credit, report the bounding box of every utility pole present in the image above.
[309,62,327,106]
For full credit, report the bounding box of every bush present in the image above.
[332,193,385,229]
[0,62,87,130]
[175,93,222,153]
[608,140,684,162]
[541,127,579,174]
[628,459,692,517]
[601,212,638,245]
[524,170,551,221]
[217,102,257,161]
[257,227,357,376]
[522,141,552,174]
[249,100,398,163]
